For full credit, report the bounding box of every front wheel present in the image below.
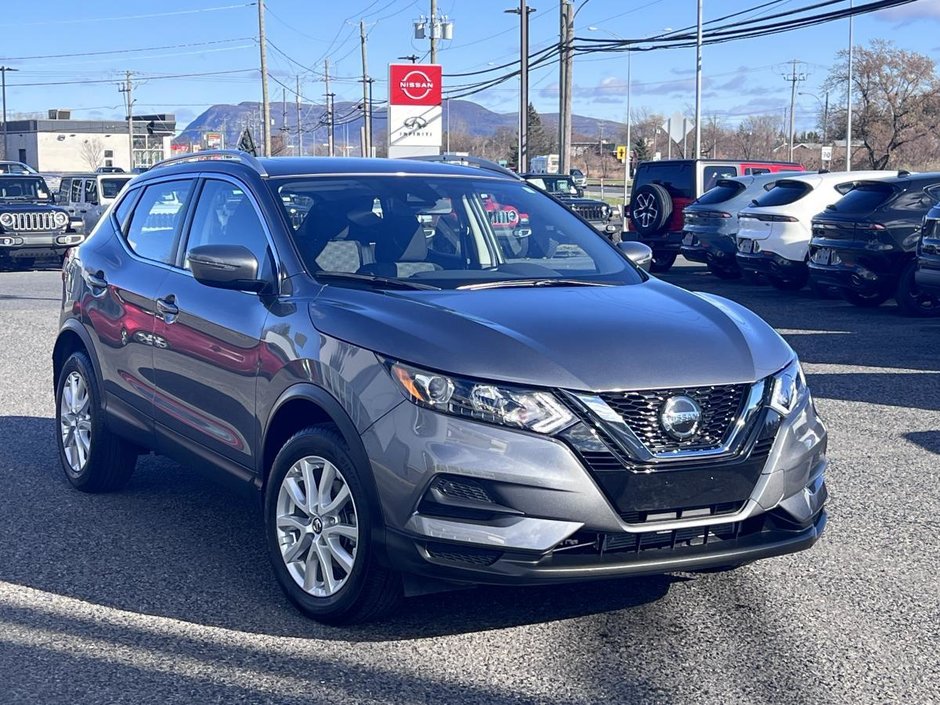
[649,251,678,274]
[264,425,401,625]
[895,261,940,316]
[55,351,137,492]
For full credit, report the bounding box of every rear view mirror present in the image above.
[617,241,653,272]
[188,244,269,293]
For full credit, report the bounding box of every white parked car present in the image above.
[735,170,894,291]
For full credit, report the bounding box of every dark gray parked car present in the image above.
[53,151,828,624]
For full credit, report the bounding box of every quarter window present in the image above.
[71,179,83,204]
[112,189,138,232]
[124,180,194,265]
[84,179,99,204]
[184,179,272,275]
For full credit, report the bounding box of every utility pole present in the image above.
[430,0,438,63]
[258,0,272,156]
[782,59,806,161]
[846,0,854,171]
[823,90,829,145]
[118,71,134,169]
[0,66,18,161]
[359,20,371,158]
[558,1,573,174]
[281,85,288,154]
[324,58,334,157]
[693,0,703,159]
[295,75,303,156]
[506,1,534,173]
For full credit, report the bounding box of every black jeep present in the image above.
[0,174,84,269]
[521,173,616,237]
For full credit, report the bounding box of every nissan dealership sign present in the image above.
[387,63,442,158]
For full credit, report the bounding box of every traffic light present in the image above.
[616,145,627,163]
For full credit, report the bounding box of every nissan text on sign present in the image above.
[387,63,443,159]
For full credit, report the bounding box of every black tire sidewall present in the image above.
[263,426,379,621]
[55,352,106,489]
[649,251,678,273]
[896,260,940,316]
[630,184,673,236]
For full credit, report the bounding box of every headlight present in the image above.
[0,213,13,228]
[767,357,807,415]
[386,360,576,434]
[54,211,69,227]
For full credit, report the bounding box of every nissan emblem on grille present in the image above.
[659,395,702,440]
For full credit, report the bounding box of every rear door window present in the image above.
[124,179,194,265]
[71,179,83,204]
[635,162,694,199]
[828,182,896,213]
[754,180,813,207]
[695,179,745,204]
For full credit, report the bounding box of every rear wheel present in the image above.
[649,251,678,274]
[264,425,401,624]
[843,286,892,308]
[707,262,742,280]
[55,352,137,492]
[895,261,940,316]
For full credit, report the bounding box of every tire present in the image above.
[629,183,673,237]
[768,269,809,292]
[707,262,742,280]
[264,424,401,625]
[649,251,678,273]
[55,351,137,492]
[843,286,892,308]
[895,261,940,317]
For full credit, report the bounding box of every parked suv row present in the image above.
[681,167,940,317]
[627,158,804,272]
[58,173,133,233]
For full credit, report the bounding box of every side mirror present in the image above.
[188,244,269,293]
[617,241,653,272]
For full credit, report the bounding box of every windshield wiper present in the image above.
[315,272,440,291]
[458,278,615,291]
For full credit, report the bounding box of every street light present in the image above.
[799,91,829,144]
[0,66,19,161]
[587,26,631,215]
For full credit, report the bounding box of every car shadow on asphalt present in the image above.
[0,414,674,642]
[905,430,940,455]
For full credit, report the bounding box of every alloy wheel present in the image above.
[59,371,92,475]
[275,455,359,598]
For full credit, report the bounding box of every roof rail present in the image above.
[403,153,521,180]
[150,149,268,177]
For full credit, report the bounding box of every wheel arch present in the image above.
[53,321,101,393]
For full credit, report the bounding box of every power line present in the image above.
[7,68,256,88]
[0,37,253,61]
[0,3,252,27]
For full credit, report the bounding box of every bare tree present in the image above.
[726,115,783,160]
[825,39,940,170]
[80,138,104,170]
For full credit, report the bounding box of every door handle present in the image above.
[83,270,108,291]
[156,296,179,321]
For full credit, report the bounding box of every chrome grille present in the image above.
[599,384,748,454]
[10,212,59,231]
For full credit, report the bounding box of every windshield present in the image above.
[0,177,52,201]
[101,177,131,200]
[526,176,580,195]
[270,175,641,289]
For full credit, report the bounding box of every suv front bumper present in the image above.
[363,392,828,586]
[0,231,85,259]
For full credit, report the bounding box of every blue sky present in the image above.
[1,0,939,133]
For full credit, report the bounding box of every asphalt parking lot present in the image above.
[0,260,937,705]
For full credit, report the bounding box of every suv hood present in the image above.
[310,279,791,391]
[0,201,63,211]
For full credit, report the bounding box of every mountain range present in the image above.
[174,99,627,150]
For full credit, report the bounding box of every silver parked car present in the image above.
[54,151,828,624]
[57,173,133,233]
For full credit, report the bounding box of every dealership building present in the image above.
[3,110,175,172]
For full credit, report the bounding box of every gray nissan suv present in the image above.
[53,151,828,624]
